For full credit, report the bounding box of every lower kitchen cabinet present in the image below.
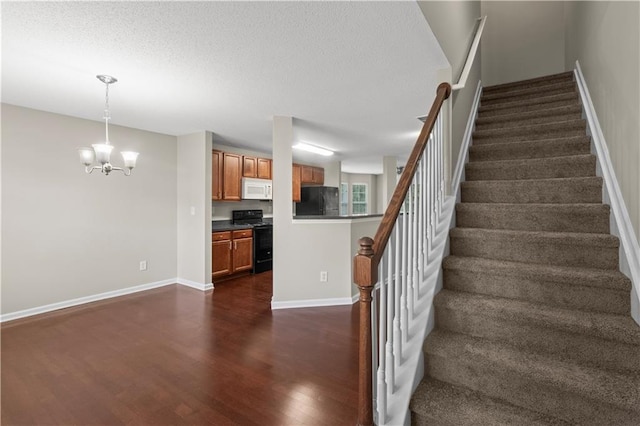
[212,229,253,280]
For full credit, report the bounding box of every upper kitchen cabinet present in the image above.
[212,150,223,200]
[212,151,242,201]
[300,165,324,185]
[257,158,272,179]
[292,164,301,202]
[243,156,272,180]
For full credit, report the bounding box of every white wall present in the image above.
[418,0,482,181]
[564,1,640,242]
[480,1,565,87]
[1,104,178,314]
[177,131,212,286]
[273,116,356,304]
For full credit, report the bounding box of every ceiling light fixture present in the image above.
[78,75,139,176]
[293,142,334,156]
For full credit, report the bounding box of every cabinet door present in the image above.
[257,158,272,179]
[292,164,302,202]
[212,239,232,279]
[301,165,314,183]
[243,156,257,178]
[223,153,242,200]
[313,167,324,185]
[212,151,223,200]
[233,237,253,273]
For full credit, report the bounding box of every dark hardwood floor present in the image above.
[1,271,359,425]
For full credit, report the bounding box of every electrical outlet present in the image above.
[190,206,196,216]
[320,271,328,282]
[139,260,148,271]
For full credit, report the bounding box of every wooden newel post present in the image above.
[353,236,378,426]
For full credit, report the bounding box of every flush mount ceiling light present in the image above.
[78,75,139,176]
[292,142,334,156]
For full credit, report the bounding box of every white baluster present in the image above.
[386,242,395,393]
[438,113,444,215]
[406,184,414,318]
[377,258,386,424]
[400,201,408,343]
[417,162,424,295]
[422,153,428,266]
[371,281,378,419]
[412,175,419,312]
[393,220,403,364]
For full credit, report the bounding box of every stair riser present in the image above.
[455,205,609,233]
[474,132,588,147]
[482,82,577,104]
[450,235,618,269]
[444,269,629,315]
[435,307,640,372]
[481,86,577,107]
[461,179,602,204]
[469,139,590,162]
[425,354,640,425]
[465,157,595,181]
[483,73,574,95]
[475,104,582,126]
[475,112,583,131]
[478,96,579,117]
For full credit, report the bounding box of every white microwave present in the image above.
[242,177,273,200]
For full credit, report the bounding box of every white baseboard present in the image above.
[271,296,354,310]
[177,278,214,292]
[574,61,640,325]
[0,278,177,323]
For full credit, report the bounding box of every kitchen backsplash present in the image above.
[212,199,273,220]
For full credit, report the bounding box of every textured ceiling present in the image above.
[1,1,448,173]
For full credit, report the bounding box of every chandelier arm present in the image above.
[85,165,101,174]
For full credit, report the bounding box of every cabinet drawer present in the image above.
[232,229,253,239]
[212,231,231,241]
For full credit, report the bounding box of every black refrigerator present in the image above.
[296,186,339,216]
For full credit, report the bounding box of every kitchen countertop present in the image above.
[212,218,273,232]
[293,214,383,220]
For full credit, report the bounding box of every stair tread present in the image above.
[435,290,640,347]
[466,153,595,168]
[481,81,576,102]
[470,135,590,151]
[450,227,619,247]
[475,104,583,125]
[411,378,570,426]
[455,202,610,233]
[478,92,579,114]
[473,119,585,138]
[443,255,630,292]
[483,71,574,94]
[425,328,640,411]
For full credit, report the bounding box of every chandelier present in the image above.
[78,75,139,176]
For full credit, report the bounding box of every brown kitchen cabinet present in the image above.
[212,229,253,280]
[300,165,324,185]
[212,151,223,201]
[222,153,242,201]
[243,156,272,180]
[242,156,258,178]
[292,164,301,202]
[257,158,272,179]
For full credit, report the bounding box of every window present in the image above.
[340,183,349,216]
[351,183,368,215]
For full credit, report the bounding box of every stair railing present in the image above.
[353,82,452,426]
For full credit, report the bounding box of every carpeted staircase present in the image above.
[410,72,640,425]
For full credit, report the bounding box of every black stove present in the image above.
[232,210,272,274]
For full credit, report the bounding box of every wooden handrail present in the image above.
[353,82,451,426]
